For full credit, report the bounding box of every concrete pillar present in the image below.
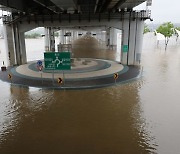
[72,30,75,42]
[121,14,144,65]
[106,28,110,47]
[73,30,77,41]
[63,30,65,44]
[67,31,71,44]
[70,30,72,43]
[50,28,55,51]
[59,30,64,44]
[44,27,50,52]
[3,24,16,66]
[19,32,27,64]
[134,20,144,65]
[117,30,122,61]
[128,20,136,65]
[101,31,106,42]
[13,25,27,65]
[4,23,27,66]
[75,30,78,41]
[44,27,55,52]
[14,25,21,65]
[76,31,79,39]
[121,17,130,65]
[109,28,118,49]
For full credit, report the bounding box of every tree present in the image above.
[144,24,150,34]
[25,33,41,39]
[156,22,174,50]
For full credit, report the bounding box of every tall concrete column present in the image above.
[121,15,144,65]
[109,28,118,49]
[67,31,71,44]
[72,30,75,42]
[110,28,114,47]
[13,24,27,65]
[134,20,144,65]
[50,28,55,52]
[14,25,21,65]
[106,28,110,47]
[44,27,55,52]
[59,29,64,44]
[44,27,50,52]
[19,32,27,64]
[63,30,65,44]
[128,20,136,65]
[3,24,16,66]
[73,30,77,41]
[121,15,130,65]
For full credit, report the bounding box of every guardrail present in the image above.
[2,10,151,25]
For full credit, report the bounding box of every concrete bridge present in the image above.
[0,0,151,66]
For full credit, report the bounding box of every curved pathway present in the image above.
[0,58,141,89]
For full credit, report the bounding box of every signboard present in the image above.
[8,74,12,79]
[58,77,63,84]
[37,65,43,71]
[44,52,71,70]
[37,60,42,66]
[123,45,128,53]
[114,73,118,80]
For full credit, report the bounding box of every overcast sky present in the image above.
[136,0,180,24]
[1,0,180,25]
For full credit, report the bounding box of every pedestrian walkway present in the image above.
[0,58,141,89]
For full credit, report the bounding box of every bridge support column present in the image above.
[3,25,16,66]
[50,28,55,51]
[44,27,50,52]
[4,24,27,66]
[72,30,75,42]
[19,32,27,64]
[74,30,78,41]
[59,30,64,44]
[121,16,144,65]
[134,20,144,65]
[14,25,27,65]
[106,28,110,48]
[110,28,118,50]
[44,27,55,52]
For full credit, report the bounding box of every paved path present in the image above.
[0,58,141,90]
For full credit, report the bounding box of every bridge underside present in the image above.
[0,0,147,15]
[0,0,151,66]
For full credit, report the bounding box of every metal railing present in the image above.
[2,10,151,25]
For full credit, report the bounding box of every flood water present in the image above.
[0,33,180,153]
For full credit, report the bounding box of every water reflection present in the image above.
[0,35,159,153]
[140,33,180,154]
[0,80,156,153]
[73,36,120,61]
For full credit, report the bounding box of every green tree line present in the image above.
[25,33,41,39]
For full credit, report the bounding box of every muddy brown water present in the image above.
[0,33,180,153]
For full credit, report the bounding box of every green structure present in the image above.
[44,52,71,70]
[123,45,128,53]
